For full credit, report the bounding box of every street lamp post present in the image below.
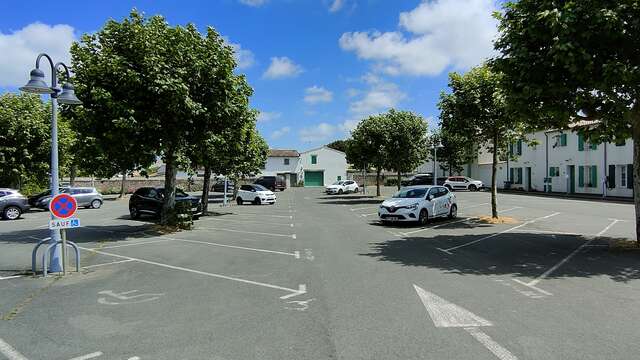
[20,53,82,273]
[432,140,442,186]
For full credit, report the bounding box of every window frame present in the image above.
[284,158,290,165]
[311,154,317,165]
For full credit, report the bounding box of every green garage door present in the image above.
[304,171,324,187]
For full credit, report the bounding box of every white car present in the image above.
[236,184,276,205]
[443,176,483,191]
[378,186,457,225]
[325,180,359,195]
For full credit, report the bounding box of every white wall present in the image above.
[299,147,347,186]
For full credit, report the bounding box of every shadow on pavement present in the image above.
[368,217,494,230]
[320,199,384,205]
[360,232,640,283]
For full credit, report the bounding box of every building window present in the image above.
[510,140,523,156]
[579,165,598,188]
[549,167,560,177]
[284,158,290,165]
[311,155,317,164]
[621,165,627,188]
[510,167,523,184]
[560,134,567,147]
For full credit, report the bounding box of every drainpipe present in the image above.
[603,141,607,198]
[545,132,549,193]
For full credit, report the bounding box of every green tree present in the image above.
[494,0,640,241]
[435,126,475,176]
[439,65,524,218]
[326,139,348,153]
[347,115,389,196]
[0,93,51,191]
[383,109,430,190]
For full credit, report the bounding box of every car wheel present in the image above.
[354,187,359,193]
[338,189,343,195]
[236,197,243,205]
[253,197,261,205]
[3,206,21,220]
[445,185,453,191]
[468,184,477,191]
[91,199,102,209]
[418,209,429,225]
[129,206,140,219]
[448,204,458,219]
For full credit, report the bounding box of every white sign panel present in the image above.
[49,218,81,230]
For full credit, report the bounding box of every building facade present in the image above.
[299,146,347,187]
[467,129,634,198]
[259,149,301,187]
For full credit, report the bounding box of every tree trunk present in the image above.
[376,168,381,197]
[69,165,77,187]
[397,171,402,190]
[119,171,127,198]
[201,166,212,215]
[491,133,499,219]
[161,152,178,225]
[633,114,640,245]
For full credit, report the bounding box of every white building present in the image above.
[466,126,634,198]
[259,149,301,187]
[299,146,347,187]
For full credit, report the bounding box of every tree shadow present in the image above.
[367,217,495,230]
[320,199,384,205]
[360,232,640,283]
[0,223,164,246]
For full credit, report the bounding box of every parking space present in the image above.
[2,187,639,359]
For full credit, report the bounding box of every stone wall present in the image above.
[71,178,206,195]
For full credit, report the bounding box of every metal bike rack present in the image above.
[39,240,80,277]
[31,238,51,275]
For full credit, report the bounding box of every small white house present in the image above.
[259,149,301,187]
[299,146,347,187]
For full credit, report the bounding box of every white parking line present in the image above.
[464,327,519,360]
[360,213,377,217]
[78,247,307,299]
[0,275,25,281]
[68,351,103,360]
[83,259,135,269]
[0,338,28,360]
[437,212,561,254]
[350,206,377,211]
[522,218,622,288]
[100,239,171,249]
[231,212,292,219]
[401,207,522,236]
[201,217,293,227]
[458,202,489,209]
[196,226,296,239]
[163,236,300,258]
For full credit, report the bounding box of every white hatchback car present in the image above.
[236,184,276,205]
[325,180,359,195]
[378,186,457,225]
[443,176,484,191]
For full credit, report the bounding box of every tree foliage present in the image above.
[347,114,389,196]
[493,0,640,240]
[326,139,348,153]
[439,65,524,218]
[383,109,429,190]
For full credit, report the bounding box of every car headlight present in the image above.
[407,203,419,210]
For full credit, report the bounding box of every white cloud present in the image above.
[339,0,498,76]
[226,40,255,69]
[329,0,345,13]
[257,111,281,123]
[271,126,291,139]
[239,0,268,6]
[349,73,406,115]
[263,57,303,79]
[0,22,76,87]
[299,123,337,143]
[304,86,333,104]
[346,88,360,98]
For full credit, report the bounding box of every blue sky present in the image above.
[0,0,500,151]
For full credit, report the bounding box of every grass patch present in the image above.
[608,238,640,252]
[475,215,519,224]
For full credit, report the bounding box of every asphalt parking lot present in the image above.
[1,187,638,360]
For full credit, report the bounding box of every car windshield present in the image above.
[253,184,268,191]
[392,188,428,198]
[332,181,344,185]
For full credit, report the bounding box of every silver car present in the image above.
[0,188,30,220]
[36,187,104,209]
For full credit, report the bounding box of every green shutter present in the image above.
[560,134,567,146]
[628,164,634,189]
[509,168,514,182]
[311,155,317,164]
[578,166,584,187]
[517,168,523,184]
[549,167,555,177]
[590,165,597,188]
[590,142,598,150]
[578,134,584,151]
[517,140,522,155]
[608,165,615,188]
[509,143,514,156]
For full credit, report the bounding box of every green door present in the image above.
[569,165,576,193]
[304,171,324,187]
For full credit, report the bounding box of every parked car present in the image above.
[400,174,433,187]
[34,187,104,209]
[254,175,286,191]
[212,180,235,193]
[325,180,359,195]
[443,176,484,191]
[378,185,457,225]
[28,189,53,207]
[129,187,202,219]
[236,184,276,205]
[0,189,30,220]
